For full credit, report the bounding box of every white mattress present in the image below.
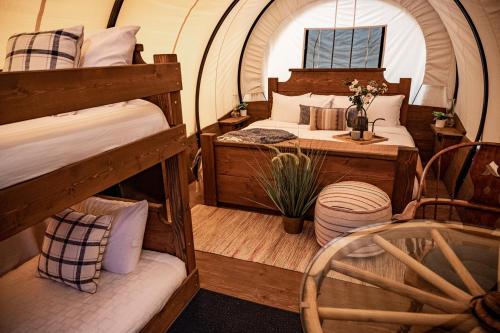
[246,120,419,199]
[0,250,187,333]
[245,120,416,147]
[0,100,169,190]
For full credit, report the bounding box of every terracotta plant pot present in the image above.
[435,119,446,128]
[282,216,304,234]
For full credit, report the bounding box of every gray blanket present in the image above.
[218,128,297,144]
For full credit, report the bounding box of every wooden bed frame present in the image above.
[0,45,198,332]
[201,68,418,214]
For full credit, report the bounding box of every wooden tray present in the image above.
[333,133,388,145]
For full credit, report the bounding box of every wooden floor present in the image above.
[192,205,320,273]
[188,174,459,314]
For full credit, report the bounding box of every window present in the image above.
[303,26,385,69]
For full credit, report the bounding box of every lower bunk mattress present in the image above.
[0,99,169,190]
[0,250,186,333]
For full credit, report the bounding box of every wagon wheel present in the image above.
[300,221,500,333]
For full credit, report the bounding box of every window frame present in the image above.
[302,25,387,69]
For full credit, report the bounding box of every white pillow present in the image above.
[310,94,335,108]
[332,95,353,109]
[72,196,148,274]
[79,26,140,67]
[0,224,46,276]
[366,95,405,127]
[270,92,311,123]
[271,93,334,123]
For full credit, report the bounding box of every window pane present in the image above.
[305,29,320,68]
[332,29,352,68]
[351,28,370,68]
[317,30,334,68]
[304,26,384,69]
[366,27,383,67]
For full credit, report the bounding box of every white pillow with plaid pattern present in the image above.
[3,25,83,72]
[38,208,112,293]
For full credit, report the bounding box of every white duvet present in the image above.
[246,119,419,198]
[0,100,169,189]
[245,119,416,147]
[0,250,186,333]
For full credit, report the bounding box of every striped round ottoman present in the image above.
[314,181,392,257]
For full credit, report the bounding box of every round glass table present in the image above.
[300,220,500,333]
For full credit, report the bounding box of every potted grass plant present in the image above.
[254,145,323,234]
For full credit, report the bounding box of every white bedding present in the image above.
[246,120,419,198]
[0,100,169,190]
[0,250,186,333]
[245,119,416,147]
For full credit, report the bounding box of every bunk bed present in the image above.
[201,68,419,214]
[0,45,198,332]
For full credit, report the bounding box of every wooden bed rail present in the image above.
[201,133,418,214]
[0,49,183,127]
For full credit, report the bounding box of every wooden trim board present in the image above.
[0,125,186,241]
[0,63,182,125]
[196,251,409,314]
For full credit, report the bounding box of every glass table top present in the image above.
[300,220,500,333]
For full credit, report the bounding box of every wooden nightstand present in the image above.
[430,124,464,177]
[218,115,250,134]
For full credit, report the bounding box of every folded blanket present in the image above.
[218,128,297,144]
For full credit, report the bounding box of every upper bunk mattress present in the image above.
[0,99,169,190]
[245,120,416,147]
[0,250,187,333]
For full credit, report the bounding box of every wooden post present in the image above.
[152,54,183,127]
[164,149,196,274]
[398,78,411,126]
[268,77,278,111]
[393,146,418,213]
[201,133,218,206]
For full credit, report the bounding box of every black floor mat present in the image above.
[168,289,303,333]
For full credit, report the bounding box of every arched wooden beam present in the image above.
[107,0,124,28]
[237,0,276,102]
[194,0,240,144]
[453,0,490,195]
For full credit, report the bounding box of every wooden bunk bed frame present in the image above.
[0,45,198,332]
[201,68,418,214]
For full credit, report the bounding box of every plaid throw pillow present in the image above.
[38,208,112,293]
[309,107,347,131]
[3,25,83,72]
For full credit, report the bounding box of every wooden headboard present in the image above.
[268,68,411,126]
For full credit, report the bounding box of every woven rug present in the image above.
[191,205,408,284]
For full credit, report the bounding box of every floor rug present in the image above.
[191,205,408,284]
[168,289,303,333]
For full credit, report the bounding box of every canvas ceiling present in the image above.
[0,0,498,142]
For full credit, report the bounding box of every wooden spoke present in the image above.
[330,260,468,313]
[431,229,485,296]
[372,235,472,302]
[317,307,472,327]
[301,276,323,333]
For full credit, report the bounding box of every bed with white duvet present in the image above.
[0,99,169,190]
[245,119,416,148]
